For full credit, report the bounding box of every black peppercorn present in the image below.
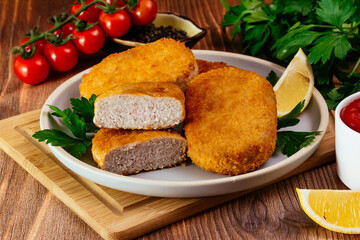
[120,24,188,43]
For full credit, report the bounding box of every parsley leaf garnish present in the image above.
[277,101,304,129]
[32,129,91,158]
[70,94,98,132]
[276,131,320,157]
[276,101,321,156]
[70,94,96,122]
[316,0,357,30]
[281,0,315,16]
[307,34,352,64]
[266,70,278,87]
[49,105,88,140]
[33,94,98,158]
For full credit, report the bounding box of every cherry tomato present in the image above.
[99,10,131,38]
[104,0,126,7]
[340,98,360,133]
[48,24,62,37]
[13,53,49,85]
[71,0,101,23]
[96,0,126,8]
[43,41,78,72]
[72,25,105,54]
[48,22,75,38]
[61,22,76,37]
[128,0,157,26]
[19,38,47,55]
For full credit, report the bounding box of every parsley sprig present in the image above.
[33,94,98,157]
[276,101,321,156]
[221,0,360,110]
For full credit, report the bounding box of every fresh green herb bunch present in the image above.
[33,94,98,157]
[221,0,360,109]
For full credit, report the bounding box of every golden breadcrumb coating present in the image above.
[96,82,185,105]
[196,59,228,74]
[184,67,277,176]
[80,38,197,98]
[92,128,185,169]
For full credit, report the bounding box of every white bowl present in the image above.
[335,91,360,190]
[103,12,206,53]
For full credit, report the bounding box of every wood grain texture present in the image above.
[0,0,357,239]
[0,109,338,239]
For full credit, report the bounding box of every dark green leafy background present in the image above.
[221,0,360,110]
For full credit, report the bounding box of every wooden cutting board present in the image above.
[0,109,335,240]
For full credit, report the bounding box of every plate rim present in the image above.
[40,49,329,189]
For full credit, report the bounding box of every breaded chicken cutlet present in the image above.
[184,67,277,176]
[92,128,187,175]
[93,82,185,129]
[196,59,228,74]
[80,38,198,98]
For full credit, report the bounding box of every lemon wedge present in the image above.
[296,189,360,234]
[273,48,314,117]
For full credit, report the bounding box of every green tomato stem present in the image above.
[347,57,360,78]
[12,0,101,55]
[310,24,336,29]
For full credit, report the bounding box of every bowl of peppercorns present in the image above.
[103,12,206,52]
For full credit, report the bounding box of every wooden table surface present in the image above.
[0,0,358,239]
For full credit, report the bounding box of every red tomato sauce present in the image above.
[340,98,360,133]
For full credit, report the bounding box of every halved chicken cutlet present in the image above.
[80,38,198,98]
[184,67,277,176]
[92,128,187,175]
[93,82,185,129]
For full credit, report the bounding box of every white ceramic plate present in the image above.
[40,50,329,198]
